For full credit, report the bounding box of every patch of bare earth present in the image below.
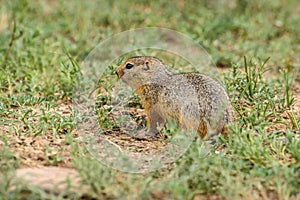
[96,106,169,154]
[0,103,86,196]
[267,80,300,132]
[1,102,172,196]
[1,103,76,168]
[101,130,168,154]
[9,134,73,168]
[12,167,87,195]
[2,75,299,198]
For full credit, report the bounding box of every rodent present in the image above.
[115,56,233,139]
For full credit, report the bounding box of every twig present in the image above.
[4,19,23,64]
[104,138,123,152]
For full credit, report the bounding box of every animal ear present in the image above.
[142,61,150,71]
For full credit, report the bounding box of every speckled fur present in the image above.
[116,56,233,138]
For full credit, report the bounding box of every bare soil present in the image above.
[1,78,299,198]
[3,81,300,169]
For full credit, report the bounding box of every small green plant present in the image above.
[60,51,81,99]
[225,57,280,130]
[287,111,300,131]
[0,145,19,198]
[95,93,116,130]
[281,69,295,108]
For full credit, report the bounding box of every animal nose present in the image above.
[115,68,124,78]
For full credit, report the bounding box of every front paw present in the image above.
[133,130,156,139]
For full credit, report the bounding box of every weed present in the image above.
[282,69,295,108]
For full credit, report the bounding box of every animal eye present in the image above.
[125,63,134,69]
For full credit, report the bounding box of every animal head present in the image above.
[115,56,171,89]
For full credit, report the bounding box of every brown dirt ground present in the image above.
[1,103,75,168]
[268,80,300,132]
[2,77,299,169]
[0,71,299,198]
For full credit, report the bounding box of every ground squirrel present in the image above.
[116,56,233,139]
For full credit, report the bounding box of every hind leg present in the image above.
[197,121,208,138]
[220,125,229,138]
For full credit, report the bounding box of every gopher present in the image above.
[115,56,232,139]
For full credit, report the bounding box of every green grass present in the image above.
[0,0,299,199]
